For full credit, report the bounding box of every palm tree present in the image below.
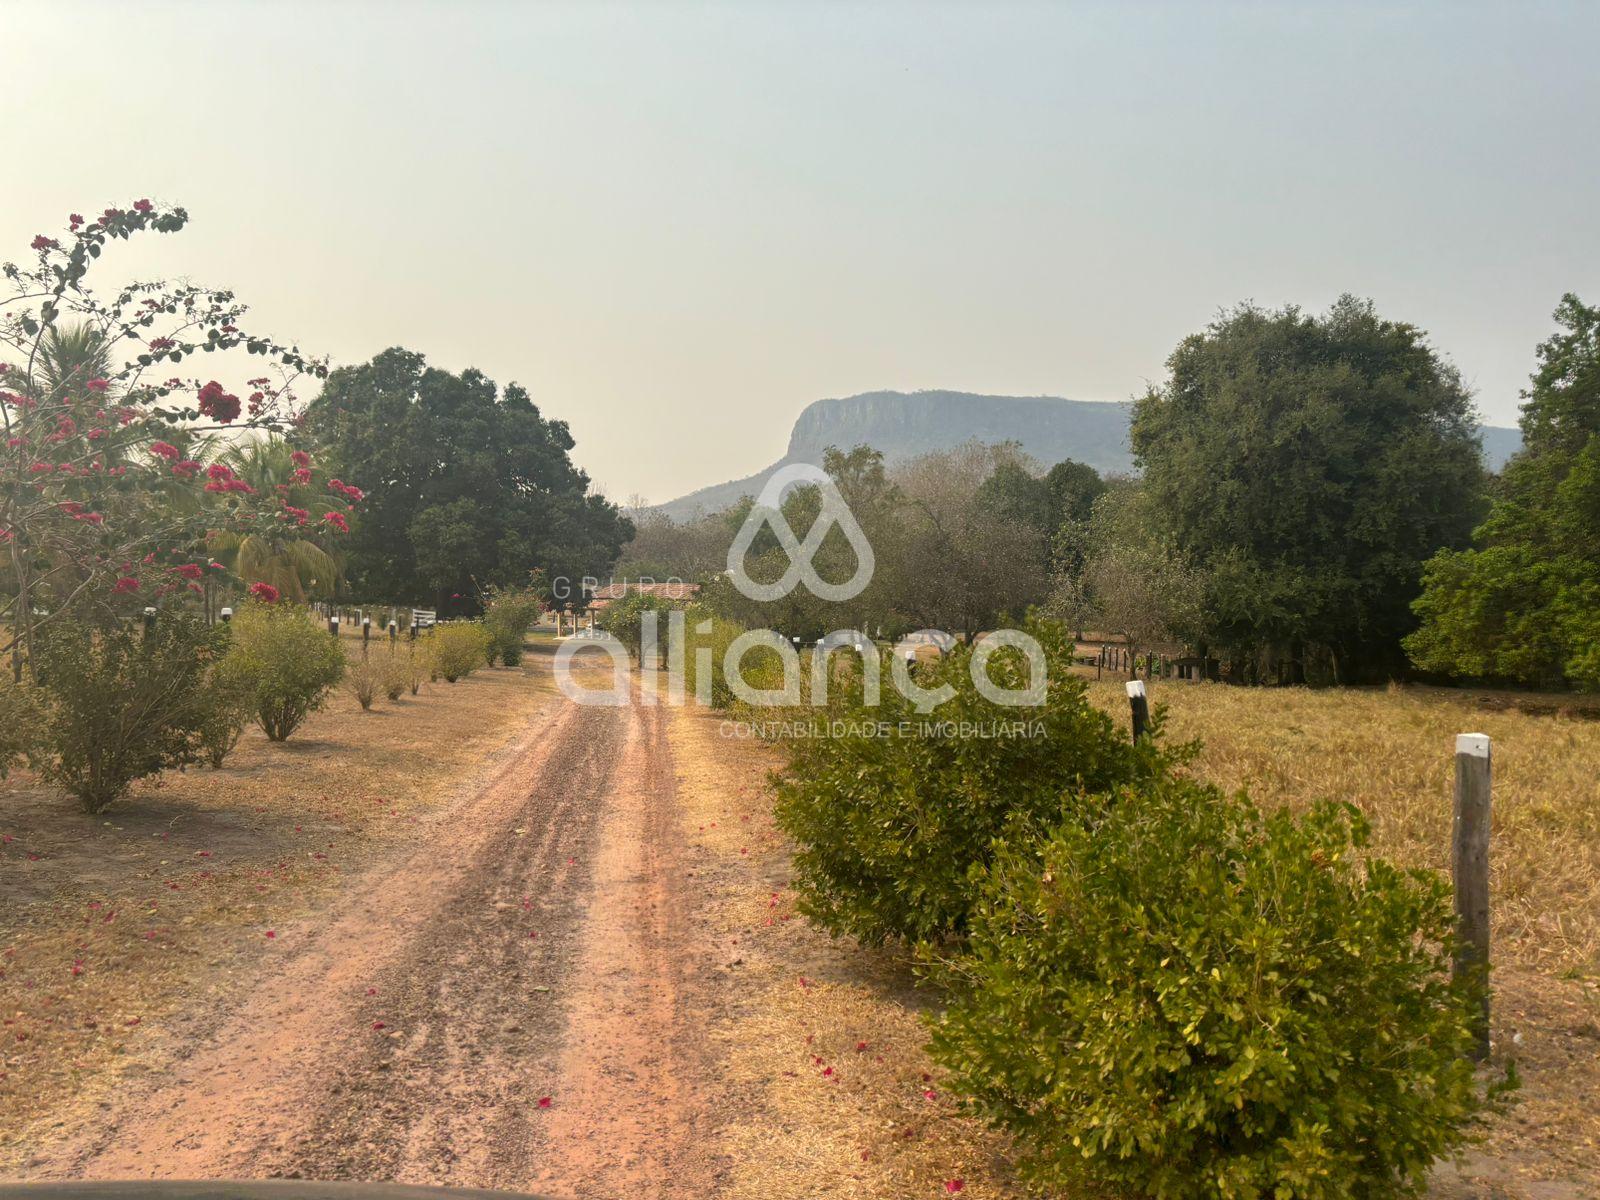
[4,323,116,409]
[208,438,344,604]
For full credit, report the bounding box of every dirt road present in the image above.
[19,674,724,1198]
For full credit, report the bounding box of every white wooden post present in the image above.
[1126,679,1149,742]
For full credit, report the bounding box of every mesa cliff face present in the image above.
[657,389,1520,521]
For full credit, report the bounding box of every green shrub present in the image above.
[773,619,1163,944]
[485,587,542,667]
[431,621,492,682]
[0,673,43,779]
[197,653,256,768]
[31,615,227,812]
[928,777,1500,1199]
[599,591,678,662]
[680,605,750,709]
[226,603,347,741]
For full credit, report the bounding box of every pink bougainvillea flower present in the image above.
[292,468,312,485]
[855,1041,869,1052]
[69,213,84,230]
[86,377,109,392]
[537,1096,553,1109]
[173,563,204,581]
[31,234,58,252]
[249,582,280,604]
[944,1180,964,1194]
[133,198,153,213]
[372,1021,386,1030]
[207,463,234,481]
[323,511,350,533]
[112,577,141,594]
[290,450,311,468]
[264,930,276,939]
[149,441,180,460]
[923,1089,937,1101]
[197,380,241,423]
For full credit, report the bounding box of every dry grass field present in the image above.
[0,637,562,1166]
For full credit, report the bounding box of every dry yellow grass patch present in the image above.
[669,706,1023,1200]
[1086,679,1600,972]
[0,647,559,1165]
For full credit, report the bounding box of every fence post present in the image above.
[1452,732,1492,1061]
[328,614,340,639]
[1126,679,1149,743]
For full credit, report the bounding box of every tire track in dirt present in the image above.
[528,695,721,1199]
[17,666,720,1196]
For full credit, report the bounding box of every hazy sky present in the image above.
[3,1,1596,503]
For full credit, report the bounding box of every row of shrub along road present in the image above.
[599,601,1517,1200]
[0,588,544,815]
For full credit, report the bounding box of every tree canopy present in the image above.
[1407,294,1600,689]
[1131,296,1486,682]
[306,348,630,612]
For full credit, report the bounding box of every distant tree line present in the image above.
[621,291,1600,689]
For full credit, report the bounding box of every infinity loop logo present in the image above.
[726,463,875,602]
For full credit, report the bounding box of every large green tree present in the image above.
[306,349,631,612]
[1132,296,1486,683]
[704,445,902,639]
[1407,294,1600,688]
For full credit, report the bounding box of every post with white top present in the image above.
[1126,679,1149,743]
[1452,732,1493,1061]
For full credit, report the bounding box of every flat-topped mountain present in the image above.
[657,389,1521,521]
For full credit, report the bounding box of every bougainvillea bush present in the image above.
[927,779,1500,1200]
[0,201,357,677]
[0,671,42,778]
